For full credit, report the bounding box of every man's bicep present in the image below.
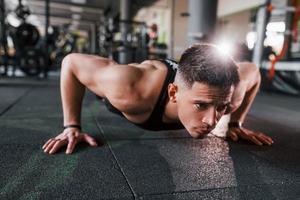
[229,83,247,113]
[237,62,260,90]
[229,62,258,111]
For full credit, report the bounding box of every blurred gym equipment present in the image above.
[13,0,45,76]
[0,0,8,76]
[98,17,148,64]
[254,0,300,95]
[52,25,80,68]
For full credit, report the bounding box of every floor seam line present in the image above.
[90,107,137,200]
[0,87,33,117]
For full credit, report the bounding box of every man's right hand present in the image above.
[42,128,98,155]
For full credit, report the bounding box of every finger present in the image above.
[245,129,273,145]
[66,136,77,154]
[257,132,274,144]
[247,135,263,146]
[49,139,68,154]
[256,134,273,145]
[82,134,98,147]
[239,129,264,145]
[42,139,54,149]
[227,130,239,141]
[44,140,58,153]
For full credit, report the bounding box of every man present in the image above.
[43,43,273,155]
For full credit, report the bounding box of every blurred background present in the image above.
[0,0,300,95]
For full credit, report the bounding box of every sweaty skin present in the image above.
[42,53,273,155]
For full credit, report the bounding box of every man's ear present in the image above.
[168,83,178,103]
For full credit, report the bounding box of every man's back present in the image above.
[62,54,170,123]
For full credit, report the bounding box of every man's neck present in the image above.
[162,99,180,123]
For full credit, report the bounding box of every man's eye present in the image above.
[195,103,208,110]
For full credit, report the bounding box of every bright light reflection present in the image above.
[266,22,285,32]
[265,21,286,54]
[216,40,234,56]
[246,31,257,49]
[7,13,21,27]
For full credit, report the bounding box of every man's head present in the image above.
[169,43,240,138]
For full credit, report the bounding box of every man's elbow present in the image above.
[253,64,261,86]
[247,62,261,86]
[61,53,77,72]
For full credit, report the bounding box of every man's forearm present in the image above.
[61,58,85,126]
[230,77,261,123]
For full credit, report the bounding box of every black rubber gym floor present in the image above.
[1,77,300,200]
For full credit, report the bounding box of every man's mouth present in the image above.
[196,127,213,134]
[202,129,212,135]
[195,128,212,135]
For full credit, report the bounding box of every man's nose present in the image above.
[201,107,217,128]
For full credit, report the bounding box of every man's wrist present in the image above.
[228,121,242,128]
[63,124,82,131]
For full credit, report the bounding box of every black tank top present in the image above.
[103,59,184,131]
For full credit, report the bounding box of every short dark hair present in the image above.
[177,43,240,89]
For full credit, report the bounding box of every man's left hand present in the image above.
[227,127,274,146]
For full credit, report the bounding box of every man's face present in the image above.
[175,82,234,138]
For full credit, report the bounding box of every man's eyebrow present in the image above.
[219,101,231,105]
[193,99,231,105]
[193,100,213,104]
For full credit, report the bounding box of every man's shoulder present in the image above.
[139,60,168,71]
[107,60,167,83]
